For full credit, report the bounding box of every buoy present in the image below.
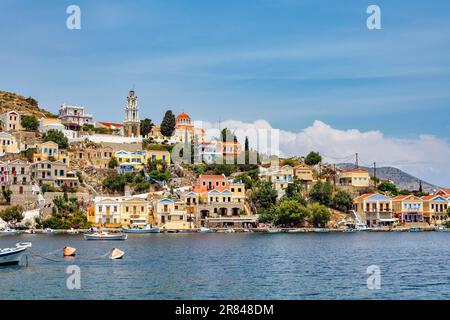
[110,248,125,260]
[63,246,76,257]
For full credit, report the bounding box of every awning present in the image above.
[379,218,398,222]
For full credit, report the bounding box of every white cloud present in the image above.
[197,119,450,187]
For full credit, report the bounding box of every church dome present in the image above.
[176,112,193,127]
[177,112,191,120]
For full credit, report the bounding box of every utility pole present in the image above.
[355,153,359,169]
[373,162,377,188]
[333,163,336,192]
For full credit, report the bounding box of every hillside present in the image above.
[0,90,57,118]
[337,163,441,193]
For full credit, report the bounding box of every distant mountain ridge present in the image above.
[337,163,441,193]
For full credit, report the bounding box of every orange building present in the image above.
[193,174,230,193]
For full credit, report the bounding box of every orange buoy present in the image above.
[110,248,125,260]
[63,246,76,257]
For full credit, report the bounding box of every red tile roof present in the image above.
[97,122,123,128]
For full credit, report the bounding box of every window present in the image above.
[98,206,103,212]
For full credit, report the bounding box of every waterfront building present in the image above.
[353,193,395,227]
[185,174,248,227]
[123,89,140,137]
[392,195,424,224]
[421,195,448,225]
[337,169,370,187]
[90,195,152,228]
[1,110,22,131]
[33,141,69,164]
[154,198,190,229]
[0,132,20,155]
[59,104,94,127]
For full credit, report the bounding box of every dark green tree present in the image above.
[308,203,331,227]
[20,115,39,131]
[309,181,333,206]
[331,190,353,212]
[43,129,68,149]
[140,118,154,137]
[0,206,23,224]
[160,110,176,137]
[378,181,399,196]
[304,151,322,166]
[108,156,119,169]
[250,181,278,213]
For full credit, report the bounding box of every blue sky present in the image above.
[1,0,450,185]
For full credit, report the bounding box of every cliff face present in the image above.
[0,90,57,118]
[337,163,441,193]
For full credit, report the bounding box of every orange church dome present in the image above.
[177,112,191,119]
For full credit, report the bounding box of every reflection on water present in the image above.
[1,232,450,299]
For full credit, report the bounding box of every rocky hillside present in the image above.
[337,163,441,193]
[0,90,57,118]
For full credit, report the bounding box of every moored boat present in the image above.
[0,228,20,236]
[122,224,160,234]
[0,244,29,265]
[84,232,127,240]
[267,228,282,233]
[409,227,423,232]
[199,227,213,233]
[435,226,449,232]
[314,228,329,233]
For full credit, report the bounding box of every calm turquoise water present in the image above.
[1,232,450,299]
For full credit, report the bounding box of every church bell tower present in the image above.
[123,89,140,137]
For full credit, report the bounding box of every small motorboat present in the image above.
[0,244,30,265]
[267,228,282,233]
[110,248,125,260]
[67,228,78,234]
[314,228,329,233]
[435,226,449,232]
[84,232,127,240]
[0,228,20,236]
[343,228,357,233]
[63,246,77,257]
[199,227,213,233]
[16,242,32,248]
[409,227,423,232]
[217,228,235,233]
[122,224,160,234]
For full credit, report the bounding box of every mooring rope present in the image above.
[29,250,113,262]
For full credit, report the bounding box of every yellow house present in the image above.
[229,182,246,204]
[33,141,69,164]
[91,196,152,228]
[421,195,448,225]
[114,149,171,172]
[337,169,370,187]
[155,198,190,229]
[260,165,294,192]
[121,197,152,227]
[0,132,20,154]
